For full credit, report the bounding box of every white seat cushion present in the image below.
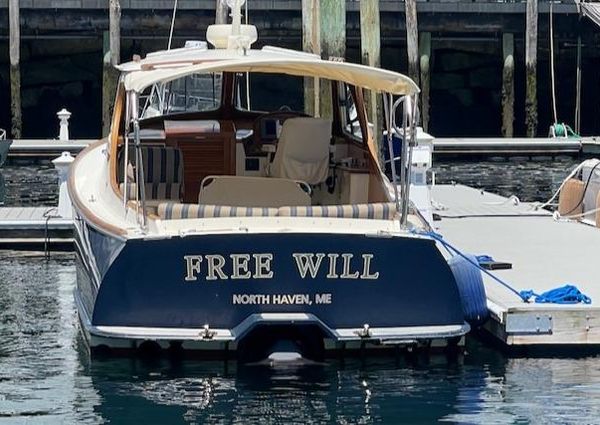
[198,175,311,208]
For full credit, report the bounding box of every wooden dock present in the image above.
[432,137,600,158]
[7,139,93,158]
[432,184,600,351]
[0,206,73,251]
[4,137,600,161]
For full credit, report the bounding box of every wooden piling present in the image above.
[525,0,538,137]
[319,0,345,119]
[575,33,582,134]
[9,0,21,139]
[216,0,229,25]
[103,0,121,137]
[419,32,431,132]
[302,0,321,116]
[502,33,514,138]
[405,0,419,85]
[360,0,382,144]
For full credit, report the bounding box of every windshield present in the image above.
[141,73,222,118]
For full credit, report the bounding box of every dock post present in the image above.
[405,0,419,84]
[302,0,321,116]
[52,152,75,219]
[360,0,382,145]
[502,34,515,138]
[216,0,229,24]
[319,0,345,119]
[575,32,582,134]
[419,32,431,132]
[103,0,121,137]
[525,0,538,137]
[9,0,21,139]
[57,109,72,141]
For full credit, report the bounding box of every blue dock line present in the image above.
[412,229,591,304]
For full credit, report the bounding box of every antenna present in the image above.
[168,0,178,50]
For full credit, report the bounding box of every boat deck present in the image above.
[432,184,600,349]
[0,206,73,251]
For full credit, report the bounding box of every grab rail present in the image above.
[385,93,419,228]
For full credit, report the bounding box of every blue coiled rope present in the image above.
[413,229,592,304]
[519,285,591,304]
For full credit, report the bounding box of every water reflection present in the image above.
[85,357,467,424]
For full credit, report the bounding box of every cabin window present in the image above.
[235,73,304,112]
[339,84,363,141]
[141,73,222,118]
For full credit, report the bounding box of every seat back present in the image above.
[118,145,184,201]
[270,117,331,185]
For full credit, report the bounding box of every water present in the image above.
[2,158,600,424]
[432,156,580,202]
[1,162,58,207]
[0,156,583,207]
[1,253,600,424]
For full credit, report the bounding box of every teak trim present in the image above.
[109,83,126,200]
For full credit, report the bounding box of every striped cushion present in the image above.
[120,183,181,201]
[118,146,183,184]
[157,203,279,219]
[278,203,397,220]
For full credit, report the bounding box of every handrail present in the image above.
[389,94,419,227]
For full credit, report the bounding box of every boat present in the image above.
[552,158,600,226]
[69,1,475,360]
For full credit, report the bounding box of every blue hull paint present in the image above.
[74,222,465,333]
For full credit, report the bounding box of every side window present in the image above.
[339,83,363,141]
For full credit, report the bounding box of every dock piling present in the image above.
[502,34,515,138]
[419,32,431,132]
[405,0,420,84]
[319,0,345,119]
[216,0,229,24]
[525,0,538,137]
[360,0,382,144]
[9,0,21,139]
[302,0,321,116]
[103,0,121,137]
